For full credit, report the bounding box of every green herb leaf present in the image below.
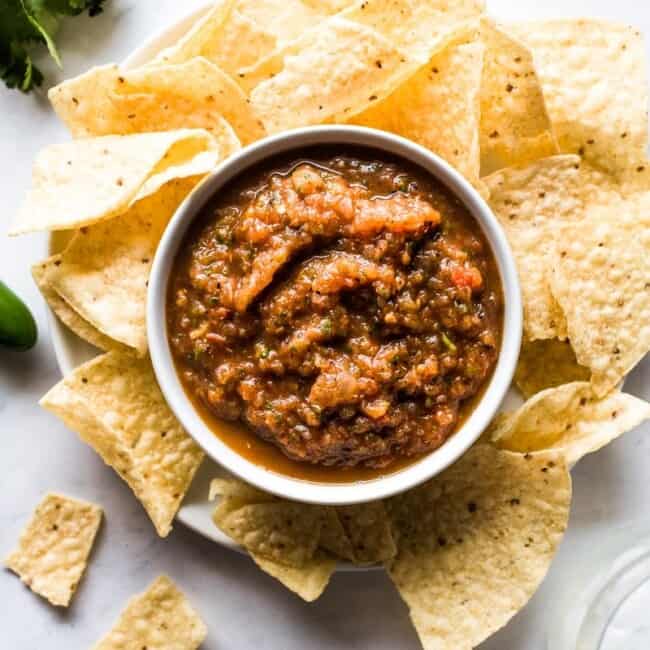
[0,0,106,92]
[442,332,457,353]
[320,318,333,336]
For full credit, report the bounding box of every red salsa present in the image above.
[167,148,503,473]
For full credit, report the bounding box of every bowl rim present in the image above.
[147,124,522,505]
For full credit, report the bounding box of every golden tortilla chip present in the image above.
[158,5,275,77]
[249,17,408,133]
[352,36,483,185]
[93,576,206,650]
[252,551,336,602]
[40,351,204,537]
[549,188,650,395]
[479,18,557,175]
[510,19,648,175]
[387,445,571,650]
[483,155,613,340]
[319,508,357,561]
[213,500,324,567]
[154,0,343,78]
[237,0,349,42]
[43,178,198,354]
[492,382,650,465]
[515,339,590,398]
[49,58,253,147]
[9,130,219,235]
[343,0,484,62]
[209,478,395,566]
[32,256,127,353]
[155,0,236,65]
[334,502,397,565]
[209,478,336,599]
[5,493,102,607]
[209,477,274,504]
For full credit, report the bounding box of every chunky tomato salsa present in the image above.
[167,148,503,471]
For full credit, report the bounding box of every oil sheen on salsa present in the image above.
[167,148,503,477]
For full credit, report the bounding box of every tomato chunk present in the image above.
[451,265,483,290]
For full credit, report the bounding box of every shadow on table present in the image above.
[172,523,421,650]
[0,342,54,393]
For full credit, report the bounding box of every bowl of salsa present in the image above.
[148,126,522,505]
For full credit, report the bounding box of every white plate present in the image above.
[45,4,523,560]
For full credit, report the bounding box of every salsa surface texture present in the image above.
[168,148,503,472]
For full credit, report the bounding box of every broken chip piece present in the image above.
[5,493,102,607]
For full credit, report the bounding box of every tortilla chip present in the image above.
[515,339,590,398]
[515,339,590,397]
[213,500,323,567]
[249,17,408,133]
[492,382,650,465]
[209,477,274,504]
[252,551,336,602]
[237,0,349,42]
[319,508,357,561]
[334,502,397,565]
[154,0,343,78]
[209,478,335,599]
[155,0,236,64]
[343,0,484,63]
[209,479,395,565]
[549,189,650,395]
[94,576,206,650]
[510,20,648,175]
[40,351,204,537]
[163,9,276,77]
[352,36,483,185]
[483,155,613,340]
[43,178,198,354]
[387,445,571,650]
[49,58,254,147]
[9,130,219,235]
[5,493,102,607]
[32,255,127,353]
[479,19,557,175]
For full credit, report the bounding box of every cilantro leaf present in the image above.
[40,0,106,16]
[0,0,106,93]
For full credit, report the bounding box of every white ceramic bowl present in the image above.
[147,125,522,505]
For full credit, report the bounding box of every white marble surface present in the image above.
[1,1,649,648]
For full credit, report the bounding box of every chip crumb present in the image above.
[5,493,102,607]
